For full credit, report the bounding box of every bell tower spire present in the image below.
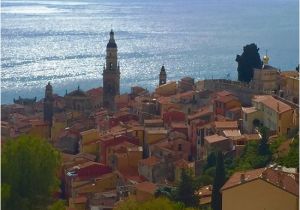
[102,29,120,110]
[159,65,167,86]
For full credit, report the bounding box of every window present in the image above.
[178,144,182,151]
[245,113,248,121]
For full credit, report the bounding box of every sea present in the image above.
[1,0,299,104]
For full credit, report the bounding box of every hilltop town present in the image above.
[1,31,299,210]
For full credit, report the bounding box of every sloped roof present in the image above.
[221,167,299,196]
[214,121,238,129]
[135,181,158,194]
[252,95,292,114]
[204,134,228,144]
[139,156,160,166]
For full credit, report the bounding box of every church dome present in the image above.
[263,55,269,65]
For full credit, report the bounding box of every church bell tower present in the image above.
[159,65,167,86]
[43,82,54,138]
[102,29,120,109]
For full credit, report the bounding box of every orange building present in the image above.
[134,181,158,202]
[221,167,299,210]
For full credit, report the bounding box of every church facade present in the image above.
[102,30,120,109]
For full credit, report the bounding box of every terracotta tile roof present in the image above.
[214,121,238,129]
[215,95,239,103]
[173,90,195,100]
[216,90,233,97]
[139,156,160,166]
[145,128,168,135]
[135,181,158,194]
[157,96,172,105]
[221,168,299,196]
[253,95,292,114]
[204,134,228,144]
[73,196,87,204]
[227,107,241,112]
[222,129,241,137]
[188,106,212,120]
[170,122,187,129]
[242,107,258,114]
[221,168,265,191]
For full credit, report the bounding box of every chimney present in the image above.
[240,173,246,183]
[261,169,268,180]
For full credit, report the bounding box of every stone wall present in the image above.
[202,79,299,108]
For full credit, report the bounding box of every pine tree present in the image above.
[236,43,262,83]
[175,169,198,207]
[211,151,225,210]
[258,126,270,156]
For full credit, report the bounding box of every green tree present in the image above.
[175,169,199,207]
[258,126,271,156]
[155,186,176,200]
[211,152,225,210]
[114,197,195,210]
[204,152,216,171]
[48,200,66,210]
[236,43,262,83]
[2,135,61,210]
[278,135,299,168]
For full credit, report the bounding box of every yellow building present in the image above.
[155,81,177,96]
[28,120,50,139]
[144,128,168,145]
[51,114,67,141]
[221,167,299,210]
[252,55,279,92]
[131,126,144,145]
[79,129,100,155]
[252,65,278,92]
[251,95,298,135]
[279,71,299,103]
[106,141,143,171]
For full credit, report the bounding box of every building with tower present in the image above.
[159,65,167,86]
[252,53,279,92]
[102,29,120,110]
[44,82,54,137]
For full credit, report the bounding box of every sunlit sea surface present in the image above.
[1,0,299,104]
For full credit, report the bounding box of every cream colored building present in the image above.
[252,54,279,92]
[241,107,261,133]
[278,71,299,103]
[252,65,279,92]
[221,167,299,210]
[250,95,298,135]
[155,81,177,96]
